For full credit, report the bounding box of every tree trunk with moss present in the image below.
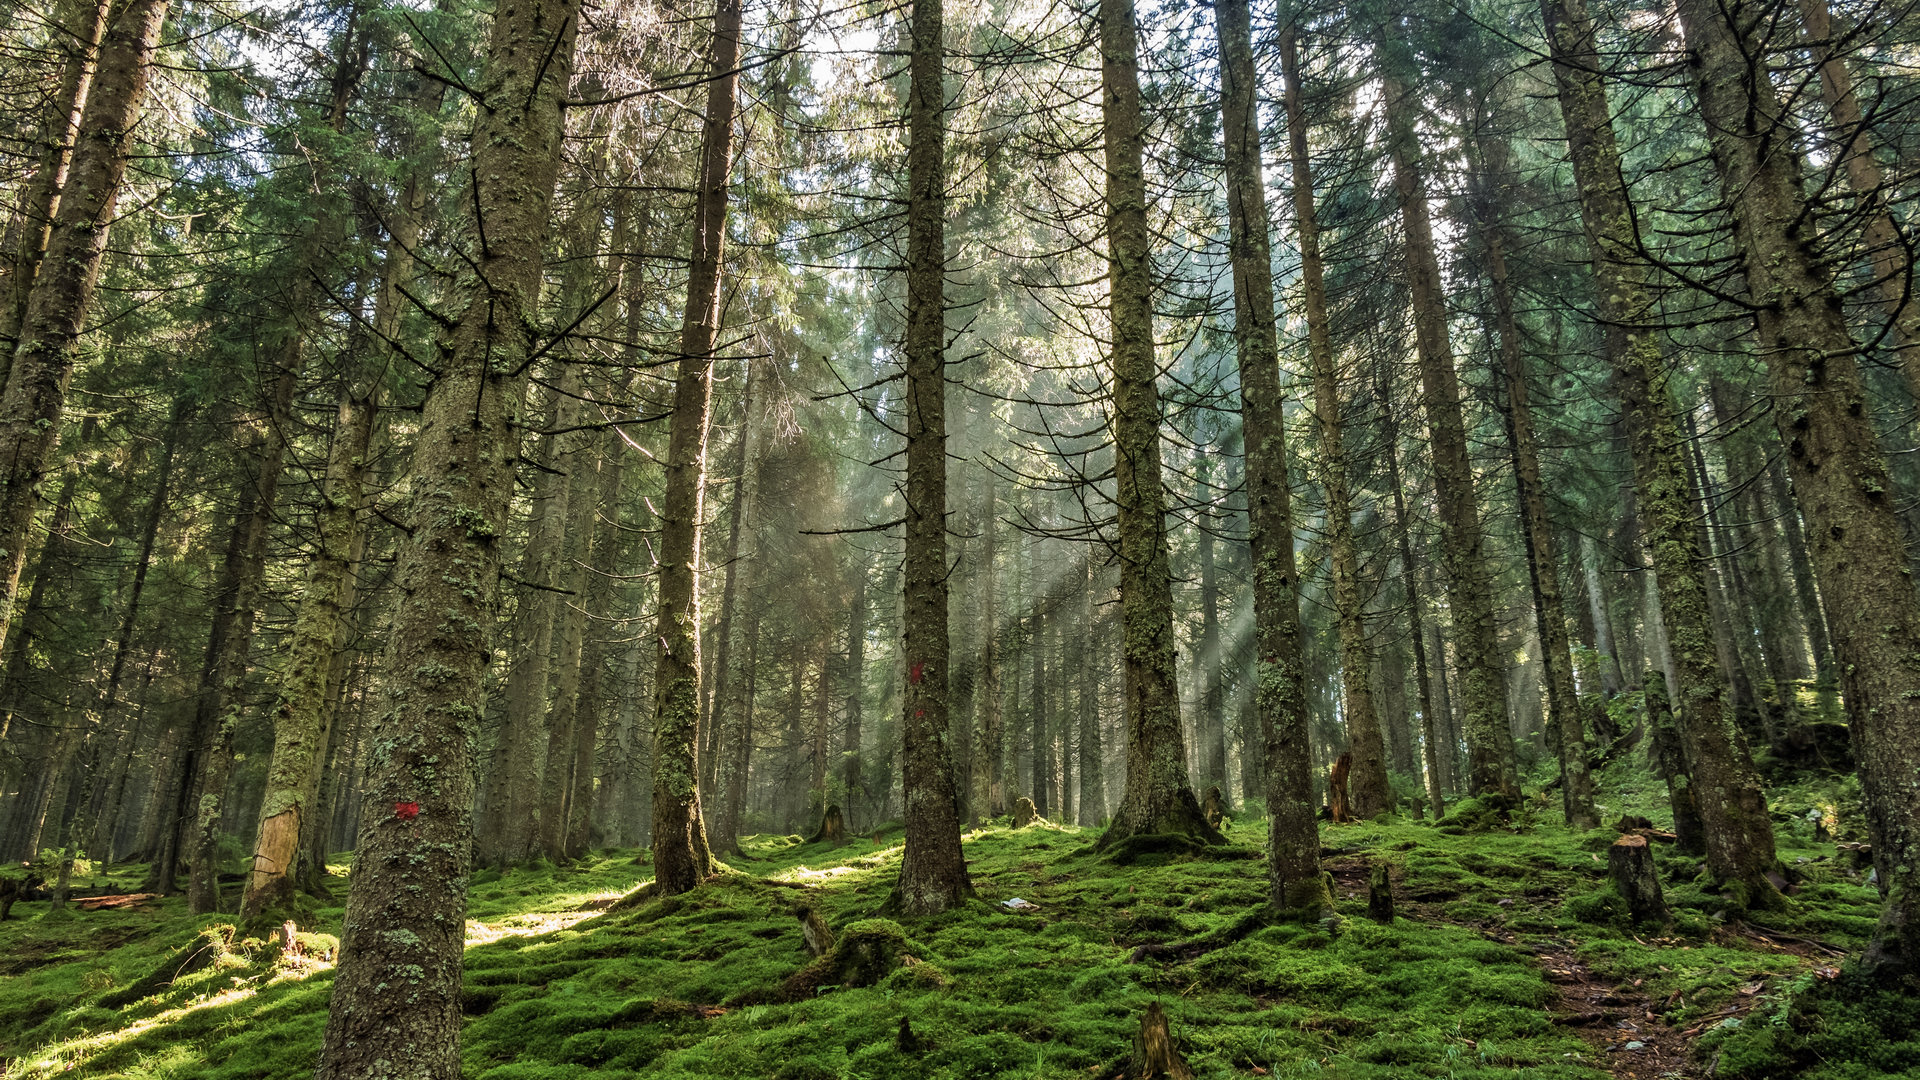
[478,384,571,868]
[1094,0,1219,852]
[1795,0,1920,401]
[540,379,601,864]
[1376,51,1515,800]
[238,18,393,921]
[650,0,741,897]
[313,0,580,1070]
[0,0,110,371]
[978,482,1004,818]
[0,0,169,673]
[1468,137,1597,829]
[1675,0,1920,971]
[713,360,764,855]
[891,0,972,915]
[1377,358,1446,818]
[1212,3,1320,910]
[1279,26,1388,820]
[1544,0,1780,906]
[1194,459,1228,796]
[1077,555,1106,824]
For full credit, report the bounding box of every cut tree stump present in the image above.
[1012,797,1038,828]
[1367,861,1394,923]
[1609,834,1669,924]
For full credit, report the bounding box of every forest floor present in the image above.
[0,766,1910,1080]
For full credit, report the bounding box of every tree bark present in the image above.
[478,385,570,868]
[1469,140,1597,828]
[1377,49,1515,799]
[1544,0,1780,905]
[0,0,112,370]
[314,0,580,1069]
[891,0,972,915]
[1094,0,1218,851]
[1214,4,1320,912]
[0,0,170,670]
[712,360,764,854]
[1077,555,1105,825]
[978,482,1004,818]
[1279,26,1389,820]
[1675,0,1920,966]
[1378,365,1445,818]
[650,0,742,896]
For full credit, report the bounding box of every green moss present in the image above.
[1,769,1895,1080]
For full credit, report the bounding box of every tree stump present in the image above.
[895,1016,922,1055]
[797,907,834,957]
[1367,861,1395,923]
[1125,1001,1195,1080]
[1012,797,1038,828]
[1608,835,1669,924]
[1201,785,1225,830]
[1328,753,1353,823]
[809,804,846,845]
[280,920,303,959]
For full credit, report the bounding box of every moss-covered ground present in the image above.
[0,767,1904,1079]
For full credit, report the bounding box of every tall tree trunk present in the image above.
[1544,0,1780,905]
[314,0,580,1069]
[1794,0,1920,402]
[0,0,111,368]
[1029,605,1049,816]
[891,0,971,914]
[650,0,742,896]
[478,386,570,867]
[1214,3,1320,911]
[0,0,170,669]
[1378,360,1446,817]
[712,360,764,854]
[842,556,868,826]
[1279,27,1388,820]
[1580,534,1627,696]
[1076,556,1106,824]
[1377,49,1515,799]
[701,376,754,812]
[977,482,1003,818]
[540,375,602,863]
[1094,0,1218,850]
[1195,459,1228,796]
[1674,0,1920,966]
[1768,461,1834,685]
[1469,142,1597,828]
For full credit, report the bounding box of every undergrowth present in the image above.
[0,769,1898,1079]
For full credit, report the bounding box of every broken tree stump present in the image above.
[1012,797,1038,828]
[1328,753,1352,823]
[808,804,846,845]
[1201,785,1225,830]
[1367,861,1395,923]
[1608,834,1669,924]
[798,907,835,957]
[1125,1001,1195,1080]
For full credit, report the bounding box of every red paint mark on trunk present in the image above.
[909,661,925,683]
[394,801,420,820]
